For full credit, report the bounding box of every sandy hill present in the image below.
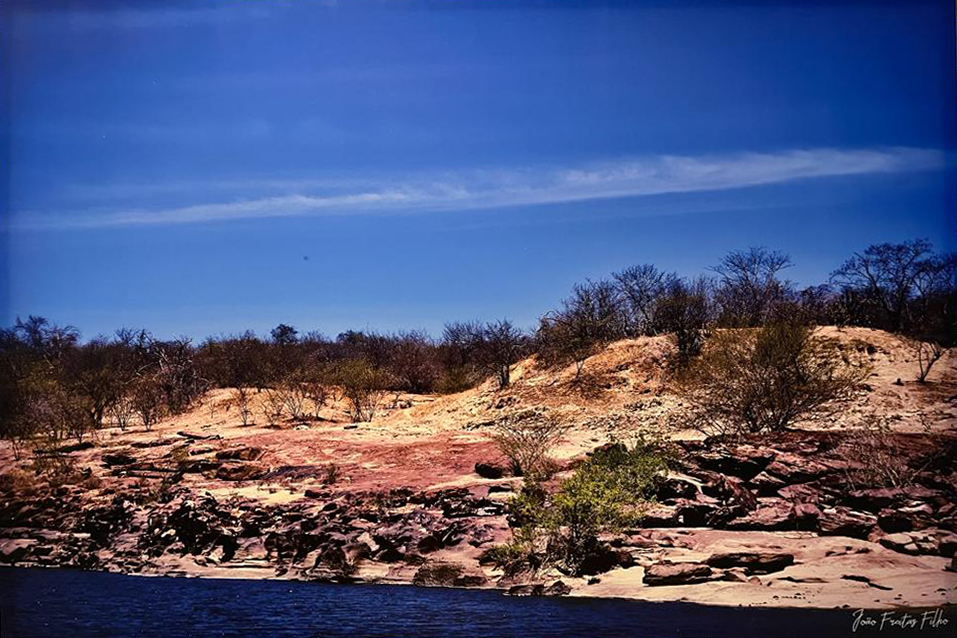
[3,326,950,498]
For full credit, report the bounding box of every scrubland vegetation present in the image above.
[2,240,955,554]
[0,238,954,594]
[3,239,951,453]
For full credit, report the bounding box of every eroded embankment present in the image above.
[2,430,955,609]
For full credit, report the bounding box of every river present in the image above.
[0,568,951,637]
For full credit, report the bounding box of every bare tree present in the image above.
[911,253,957,346]
[480,320,526,389]
[388,330,441,393]
[908,338,947,383]
[154,337,204,415]
[62,338,127,433]
[654,277,711,367]
[612,264,678,336]
[440,320,485,391]
[538,280,624,378]
[711,247,793,327]
[831,240,933,332]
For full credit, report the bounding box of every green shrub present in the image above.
[549,441,668,573]
[489,438,669,577]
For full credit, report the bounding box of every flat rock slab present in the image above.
[705,551,795,574]
[643,561,714,586]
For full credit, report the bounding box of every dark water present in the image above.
[0,568,952,638]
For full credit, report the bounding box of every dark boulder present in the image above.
[844,488,907,513]
[673,500,735,527]
[215,447,264,462]
[643,561,714,586]
[474,462,504,480]
[0,539,36,564]
[777,483,822,505]
[792,502,822,528]
[725,499,791,531]
[178,459,222,473]
[879,533,921,555]
[878,509,914,534]
[708,475,758,511]
[938,534,957,558]
[639,505,679,528]
[818,507,877,539]
[655,477,699,501]
[102,452,137,467]
[507,580,571,596]
[705,552,794,574]
[215,463,268,481]
[416,535,442,553]
[576,547,634,576]
[763,453,830,484]
[694,446,775,481]
[749,472,788,497]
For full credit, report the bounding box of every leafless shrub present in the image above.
[233,386,253,426]
[612,264,679,336]
[108,395,135,431]
[131,375,165,431]
[907,338,947,383]
[32,453,80,486]
[336,359,390,423]
[389,330,441,393]
[840,416,923,489]
[154,337,204,415]
[490,411,570,477]
[441,319,525,390]
[302,376,330,418]
[0,468,42,497]
[278,379,308,420]
[675,321,868,438]
[261,387,286,424]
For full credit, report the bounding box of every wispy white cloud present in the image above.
[15,147,944,230]
[9,3,276,32]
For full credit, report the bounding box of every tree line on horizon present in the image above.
[1,238,954,458]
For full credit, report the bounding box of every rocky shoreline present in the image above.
[2,429,955,609]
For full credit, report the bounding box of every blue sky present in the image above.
[1,0,954,340]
